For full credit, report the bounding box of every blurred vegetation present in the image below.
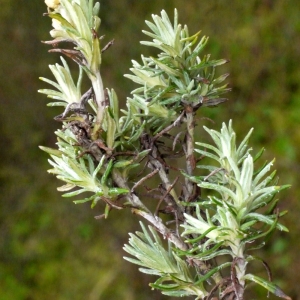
[0,0,299,299]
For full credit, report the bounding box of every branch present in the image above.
[132,208,188,251]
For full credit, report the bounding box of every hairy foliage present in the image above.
[37,1,291,299]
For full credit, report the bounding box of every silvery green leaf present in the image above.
[239,154,253,195]
[90,30,101,72]
[223,156,240,177]
[181,213,219,242]
[100,159,113,185]
[189,59,228,71]
[125,70,166,88]
[62,188,87,197]
[80,0,100,30]
[197,181,238,204]
[38,89,64,100]
[46,101,67,107]
[161,95,180,106]
[243,213,289,232]
[41,57,81,105]
[140,41,179,57]
[253,147,265,162]
[57,183,76,192]
[141,28,161,41]
[236,127,253,157]
[199,83,209,96]
[92,156,105,178]
[105,108,116,149]
[113,160,134,169]
[191,242,224,260]
[47,152,105,194]
[150,57,182,77]
[39,77,61,91]
[243,274,292,300]
[202,126,223,149]
[92,1,100,18]
[128,121,145,143]
[212,73,230,85]
[151,11,175,46]
[76,37,93,61]
[107,188,128,196]
[194,148,220,162]
[252,160,275,188]
[148,103,175,118]
[73,194,100,204]
[189,35,209,57]
[128,96,148,114]
[240,220,257,231]
[39,146,63,157]
[138,268,161,276]
[194,262,232,285]
[161,290,193,297]
[107,88,119,125]
[144,20,160,37]
[124,233,176,273]
[250,186,279,206]
[125,223,207,297]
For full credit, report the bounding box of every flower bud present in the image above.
[45,0,60,9]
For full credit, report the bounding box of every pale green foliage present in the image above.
[124,121,290,299]
[39,57,83,107]
[123,223,207,299]
[40,129,128,207]
[125,9,229,133]
[186,121,289,235]
[179,121,290,297]
[40,3,291,299]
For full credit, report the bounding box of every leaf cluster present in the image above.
[125,9,230,133]
[124,222,207,299]
[179,121,290,297]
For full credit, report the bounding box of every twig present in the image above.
[112,169,150,212]
[131,169,159,193]
[101,39,115,53]
[132,208,188,251]
[206,277,231,300]
[173,131,184,150]
[231,257,243,300]
[152,111,185,143]
[183,109,196,204]
[102,196,124,210]
[204,168,225,181]
[155,176,179,215]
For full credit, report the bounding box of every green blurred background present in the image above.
[1,1,299,299]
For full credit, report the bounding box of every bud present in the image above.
[45,0,60,9]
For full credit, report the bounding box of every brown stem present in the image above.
[183,109,198,205]
[155,176,179,215]
[131,169,160,193]
[132,208,188,251]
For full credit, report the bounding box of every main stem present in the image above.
[185,110,195,181]
[91,71,106,140]
[231,240,247,299]
[184,109,196,205]
[185,110,224,288]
